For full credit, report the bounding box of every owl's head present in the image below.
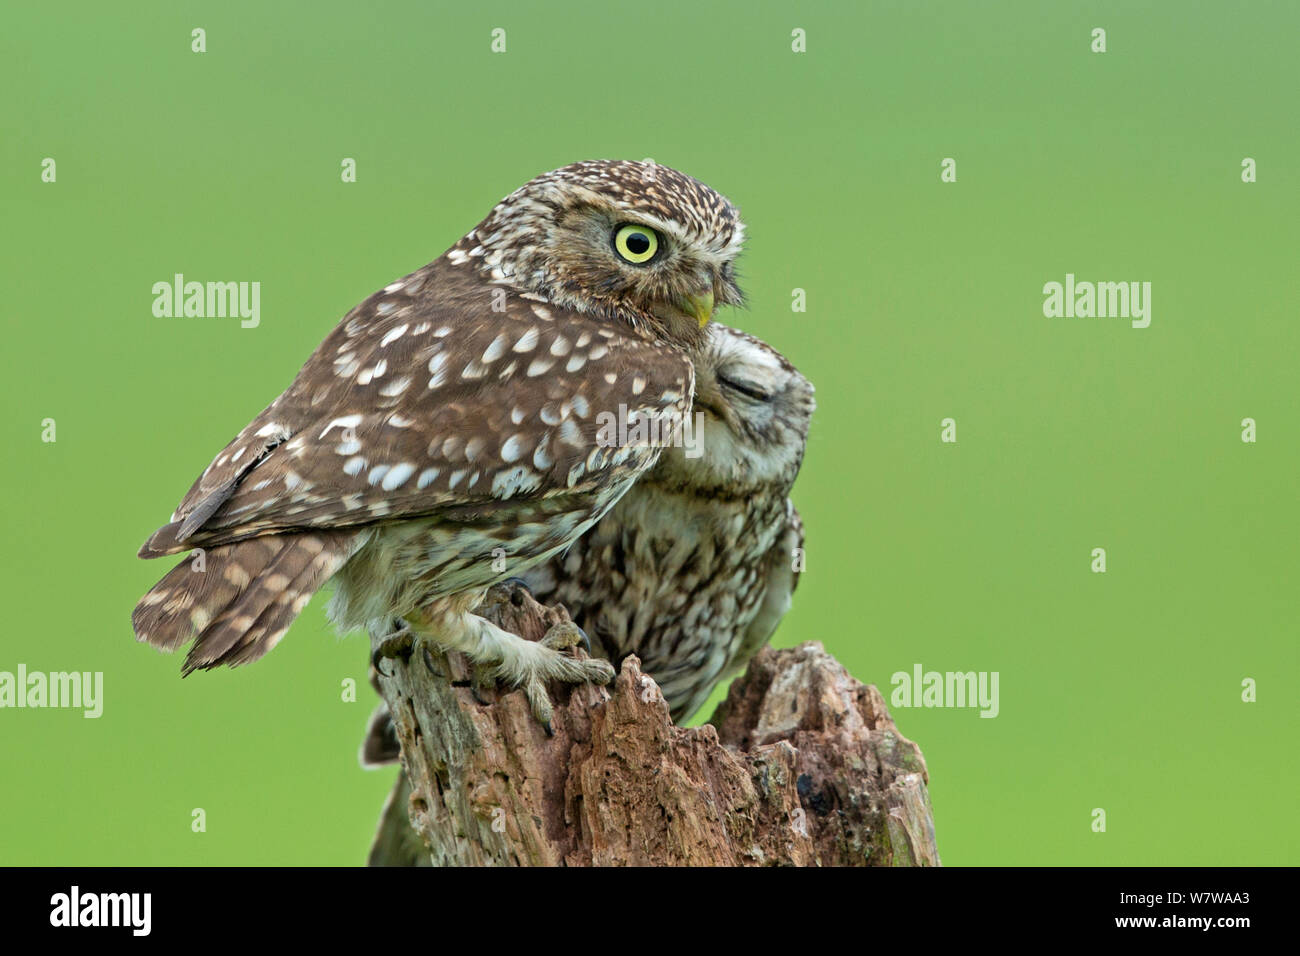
[652,324,814,496]
[464,160,746,350]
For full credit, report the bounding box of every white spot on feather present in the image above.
[512,328,539,353]
[482,333,510,363]
[500,434,528,463]
[320,415,363,438]
[381,462,416,491]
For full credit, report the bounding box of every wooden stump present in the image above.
[367,588,940,866]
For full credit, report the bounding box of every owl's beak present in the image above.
[676,289,715,328]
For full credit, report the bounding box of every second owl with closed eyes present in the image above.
[132,160,747,726]
[522,323,814,722]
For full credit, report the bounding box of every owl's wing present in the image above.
[140,257,694,557]
[726,500,804,676]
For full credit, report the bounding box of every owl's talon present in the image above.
[469,662,496,705]
[541,620,592,655]
[372,619,414,674]
[485,578,533,608]
[502,644,614,729]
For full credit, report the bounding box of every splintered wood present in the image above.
[369,588,940,866]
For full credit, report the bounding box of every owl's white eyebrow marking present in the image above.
[512,328,539,353]
[381,462,417,491]
[527,356,555,377]
[481,333,510,363]
[320,414,363,438]
[380,324,409,347]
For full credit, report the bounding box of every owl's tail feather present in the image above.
[132,531,356,674]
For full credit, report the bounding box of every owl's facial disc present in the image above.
[669,325,814,491]
[467,161,745,346]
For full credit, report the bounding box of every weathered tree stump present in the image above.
[367,588,940,866]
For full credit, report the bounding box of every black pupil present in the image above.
[625,232,650,255]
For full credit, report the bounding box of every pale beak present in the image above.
[676,289,715,328]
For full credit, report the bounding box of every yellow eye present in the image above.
[613,224,659,264]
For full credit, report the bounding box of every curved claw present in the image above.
[372,619,414,676]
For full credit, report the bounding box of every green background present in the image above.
[1,0,1295,865]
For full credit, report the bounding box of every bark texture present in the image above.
[368,588,940,866]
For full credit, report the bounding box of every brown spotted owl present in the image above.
[132,160,746,725]
[522,323,814,722]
